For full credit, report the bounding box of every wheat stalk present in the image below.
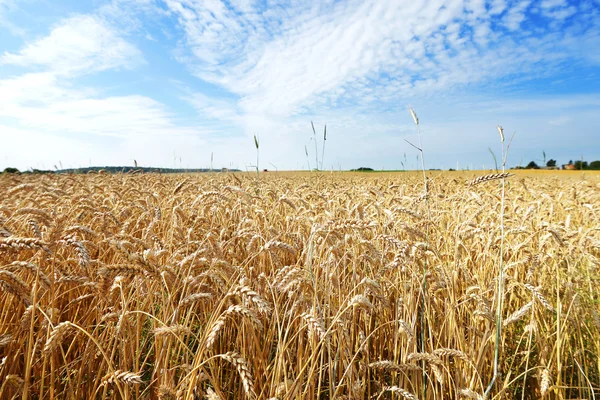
[300,310,327,341]
[43,321,76,355]
[458,388,483,399]
[384,386,418,400]
[206,305,262,349]
[218,351,255,399]
[468,173,514,187]
[154,324,192,338]
[369,360,421,371]
[503,301,533,326]
[101,370,143,385]
[0,270,32,305]
[540,368,551,396]
[525,284,555,312]
[0,237,48,251]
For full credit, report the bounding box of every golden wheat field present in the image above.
[0,171,599,399]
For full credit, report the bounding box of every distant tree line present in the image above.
[517,159,600,170]
[571,160,600,170]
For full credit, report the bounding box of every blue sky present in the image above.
[1,0,599,171]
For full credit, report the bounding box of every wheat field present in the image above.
[0,171,599,399]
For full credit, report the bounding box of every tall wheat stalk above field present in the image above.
[311,121,319,170]
[253,135,259,175]
[321,124,327,170]
[406,106,431,397]
[305,145,311,171]
[485,125,514,398]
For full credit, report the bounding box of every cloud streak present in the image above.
[166,0,600,118]
[1,15,143,75]
[0,7,208,165]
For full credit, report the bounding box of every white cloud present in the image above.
[157,0,599,171]
[0,72,207,139]
[0,73,220,170]
[0,4,204,155]
[0,14,143,75]
[165,0,598,122]
[0,0,26,35]
[186,92,241,123]
[540,0,566,9]
[536,0,577,20]
[502,0,531,30]
[489,0,508,15]
[542,5,576,20]
[0,2,220,171]
[0,73,79,106]
[6,95,196,137]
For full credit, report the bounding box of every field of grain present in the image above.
[0,171,599,399]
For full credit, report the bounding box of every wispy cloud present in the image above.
[186,92,241,124]
[1,14,143,75]
[0,7,206,156]
[538,0,577,20]
[0,70,207,140]
[0,0,25,36]
[166,0,600,119]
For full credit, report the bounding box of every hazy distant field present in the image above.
[0,171,598,399]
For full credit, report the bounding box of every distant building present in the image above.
[562,164,576,170]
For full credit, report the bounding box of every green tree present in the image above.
[546,159,557,167]
[574,160,588,170]
[526,161,539,169]
[588,160,600,170]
